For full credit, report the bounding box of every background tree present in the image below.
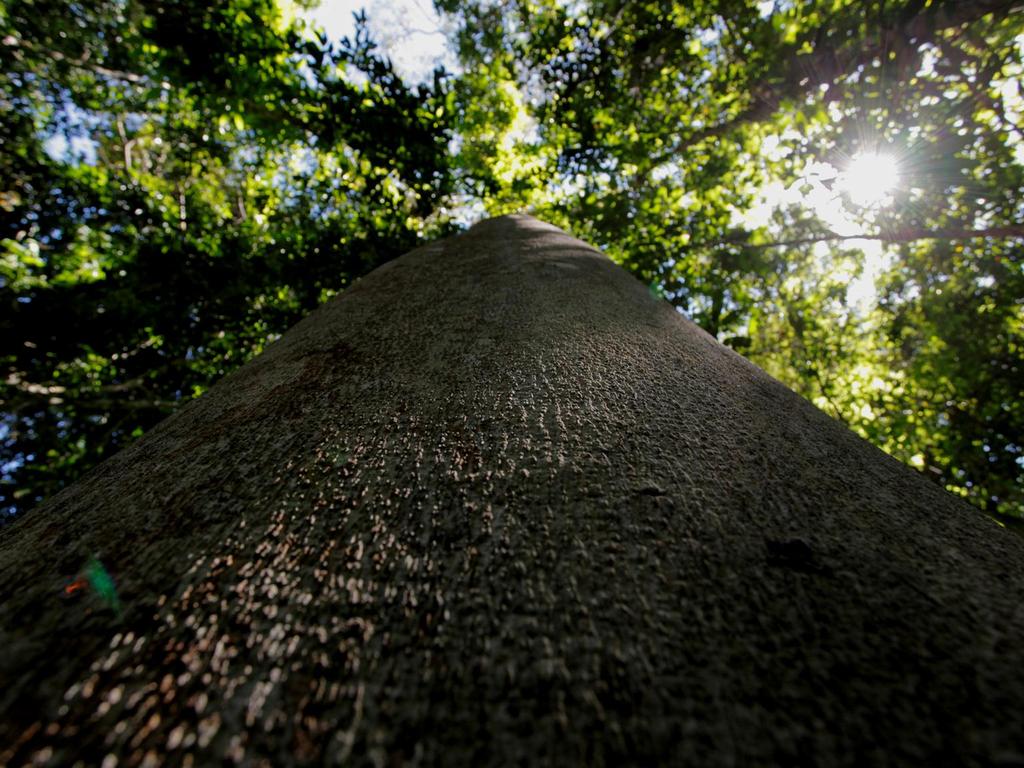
[1,0,456,514]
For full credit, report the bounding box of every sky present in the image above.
[300,0,458,84]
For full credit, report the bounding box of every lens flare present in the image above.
[838,152,899,207]
[839,151,897,207]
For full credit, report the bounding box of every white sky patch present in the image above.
[302,0,458,85]
[740,151,899,237]
[43,134,69,160]
[650,160,682,183]
[994,39,1024,165]
[553,0,588,18]
[737,148,895,310]
[977,274,996,290]
[43,133,98,164]
[444,195,489,228]
[845,244,890,309]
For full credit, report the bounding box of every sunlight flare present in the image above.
[838,151,900,207]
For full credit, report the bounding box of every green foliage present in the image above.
[2,0,1022,522]
[0,0,457,514]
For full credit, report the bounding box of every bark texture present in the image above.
[1,215,1023,767]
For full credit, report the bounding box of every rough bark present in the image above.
[1,214,1023,767]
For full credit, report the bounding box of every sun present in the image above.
[837,151,900,207]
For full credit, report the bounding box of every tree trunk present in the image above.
[1,214,1022,766]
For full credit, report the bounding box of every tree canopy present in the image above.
[2,0,1022,522]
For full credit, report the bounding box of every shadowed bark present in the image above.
[1,214,1023,766]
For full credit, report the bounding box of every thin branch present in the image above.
[809,365,849,425]
[697,224,1024,251]
[2,34,150,85]
[1,373,168,413]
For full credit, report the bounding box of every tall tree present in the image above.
[2,216,1023,766]
[3,0,1022,524]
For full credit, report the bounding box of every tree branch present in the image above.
[698,224,1024,251]
[0,373,172,414]
[2,34,150,85]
